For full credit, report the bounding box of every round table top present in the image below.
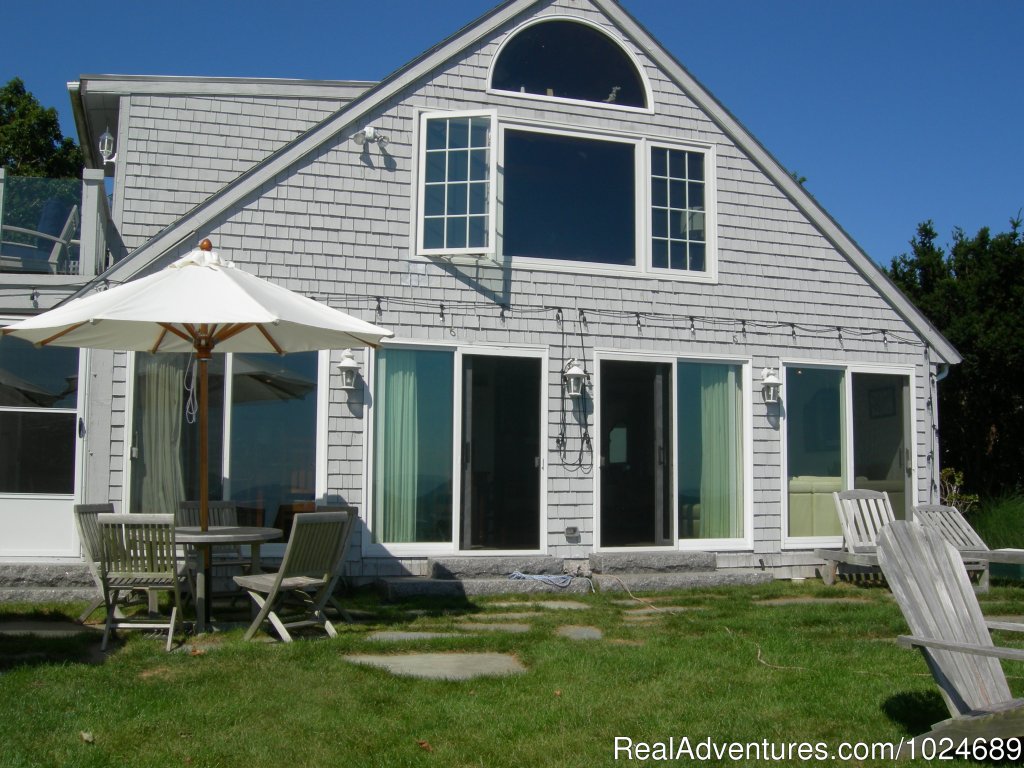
[175,525,283,544]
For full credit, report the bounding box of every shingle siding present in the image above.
[98,0,943,576]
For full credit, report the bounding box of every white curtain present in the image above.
[136,355,185,514]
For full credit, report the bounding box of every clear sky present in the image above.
[3,0,1021,266]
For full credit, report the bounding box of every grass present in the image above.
[1,581,1020,767]
[970,493,1024,549]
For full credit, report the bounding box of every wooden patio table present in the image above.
[176,525,282,634]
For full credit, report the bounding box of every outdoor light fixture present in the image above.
[760,367,782,404]
[562,358,588,398]
[98,127,117,164]
[336,349,361,390]
[352,126,390,148]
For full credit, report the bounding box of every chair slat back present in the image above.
[74,503,114,569]
[177,500,238,527]
[912,504,989,553]
[878,521,1011,716]
[278,511,350,580]
[834,490,896,553]
[98,513,178,578]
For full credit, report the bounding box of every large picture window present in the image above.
[503,129,635,265]
[0,336,78,494]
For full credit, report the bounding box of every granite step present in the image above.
[428,556,565,580]
[593,571,772,592]
[0,586,98,604]
[378,576,593,599]
[0,563,94,588]
[589,551,717,574]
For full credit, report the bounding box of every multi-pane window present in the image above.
[650,147,706,272]
[421,114,491,253]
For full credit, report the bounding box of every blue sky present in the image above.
[3,0,1021,266]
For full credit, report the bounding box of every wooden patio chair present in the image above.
[97,513,187,652]
[74,503,116,623]
[912,504,1002,592]
[813,490,895,585]
[877,520,1024,750]
[233,510,352,642]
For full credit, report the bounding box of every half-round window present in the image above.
[492,20,647,108]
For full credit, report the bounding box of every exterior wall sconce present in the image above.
[98,127,117,164]
[336,349,361,390]
[562,359,588,398]
[352,126,389,148]
[760,367,782,404]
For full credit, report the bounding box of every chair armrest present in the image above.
[897,634,1024,661]
[986,620,1024,634]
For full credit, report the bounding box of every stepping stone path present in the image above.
[622,606,699,617]
[345,652,526,680]
[555,625,602,641]
[366,631,465,642]
[466,612,536,621]
[535,600,590,611]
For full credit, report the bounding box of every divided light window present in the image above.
[419,113,492,255]
[651,147,706,272]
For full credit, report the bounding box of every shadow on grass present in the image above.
[0,611,107,672]
[882,690,947,737]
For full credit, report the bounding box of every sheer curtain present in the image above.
[699,364,743,538]
[374,350,419,542]
[135,354,185,514]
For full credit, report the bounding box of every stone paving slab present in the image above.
[622,606,701,617]
[535,600,591,611]
[755,597,871,607]
[555,625,603,641]
[345,652,526,680]
[466,612,536,621]
[457,622,531,633]
[366,631,467,642]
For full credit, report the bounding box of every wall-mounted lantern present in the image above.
[98,127,117,164]
[563,359,588,398]
[760,367,782,404]
[336,349,361,390]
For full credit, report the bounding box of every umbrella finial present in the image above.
[199,238,213,252]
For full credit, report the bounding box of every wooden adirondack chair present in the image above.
[877,521,1024,750]
[813,490,896,585]
[912,504,997,592]
[234,510,353,642]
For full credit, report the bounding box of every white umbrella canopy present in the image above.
[3,239,392,532]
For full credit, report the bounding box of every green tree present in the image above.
[0,77,82,177]
[889,218,1024,494]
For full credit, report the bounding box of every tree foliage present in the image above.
[889,217,1024,494]
[0,77,82,178]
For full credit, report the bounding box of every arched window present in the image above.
[491,20,646,108]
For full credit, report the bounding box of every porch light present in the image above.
[760,367,782,404]
[98,127,117,164]
[336,349,360,390]
[562,359,587,398]
[352,126,389,148]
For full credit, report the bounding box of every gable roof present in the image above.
[82,0,960,365]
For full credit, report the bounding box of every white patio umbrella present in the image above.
[3,239,392,535]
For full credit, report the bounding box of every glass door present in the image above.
[599,360,672,547]
[852,373,912,519]
[460,355,542,550]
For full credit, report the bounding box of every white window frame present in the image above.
[492,120,718,282]
[485,15,655,115]
[592,349,752,553]
[362,340,549,558]
[415,109,498,259]
[780,360,919,550]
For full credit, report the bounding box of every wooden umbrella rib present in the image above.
[255,324,285,355]
[37,322,89,347]
[213,323,254,346]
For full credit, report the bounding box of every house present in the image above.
[0,0,960,592]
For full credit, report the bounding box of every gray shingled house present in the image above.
[0,0,959,593]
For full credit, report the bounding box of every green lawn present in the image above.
[1,580,1021,767]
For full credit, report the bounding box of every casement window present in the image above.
[418,112,494,256]
[0,336,78,494]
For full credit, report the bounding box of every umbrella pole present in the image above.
[197,341,212,631]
